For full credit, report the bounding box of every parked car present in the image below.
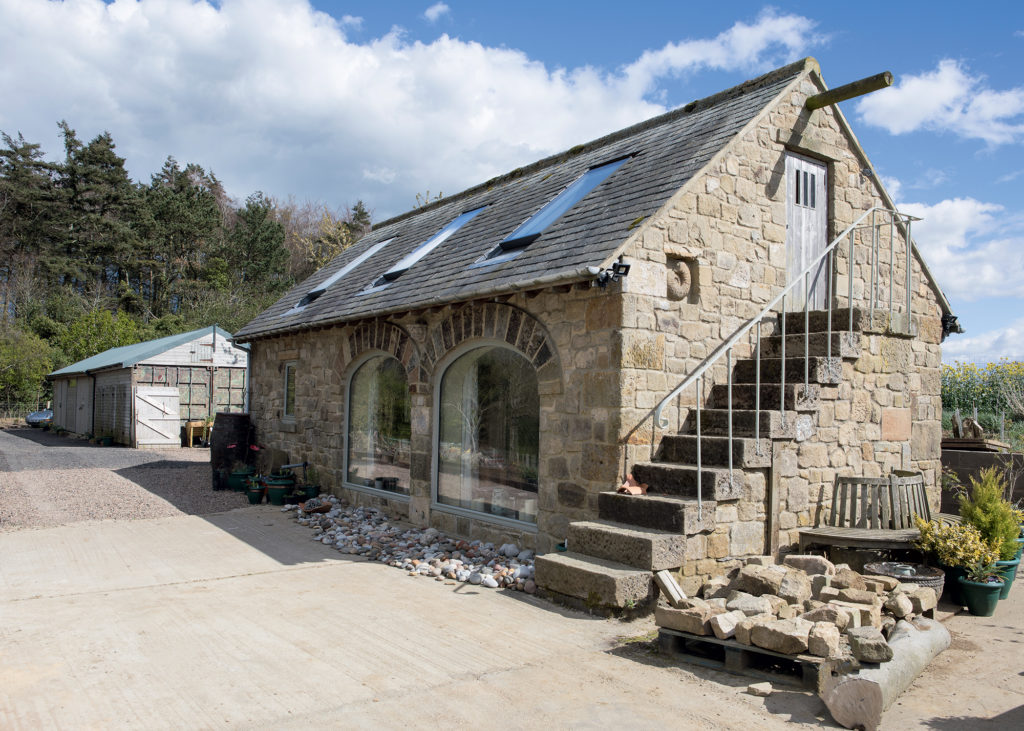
[25,409,53,427]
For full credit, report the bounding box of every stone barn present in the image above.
[49,325,248,447]
[235,58,957,609]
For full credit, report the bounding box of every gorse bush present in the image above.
[942,360,1024,416]
[959,467,1020,561]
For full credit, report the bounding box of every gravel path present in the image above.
[0,427,248,532]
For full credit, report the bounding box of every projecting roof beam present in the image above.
[805,71,893,110]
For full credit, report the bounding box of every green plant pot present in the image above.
[995,557,1020,599]
[228,469,256,491]
[266,485,290,506]
[297,484,319,501]
[958,576,1004,616]
[1014,537,1024,561]
[100,436,113,446]
[939,563,967,606]
[246,486,265,505]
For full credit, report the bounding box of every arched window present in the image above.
[346,355,411,495]
[436,346,539,523]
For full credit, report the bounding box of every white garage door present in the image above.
[134,387,181,448]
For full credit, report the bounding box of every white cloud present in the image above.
[899,196,1024,301]
[941,317,1024,364]
[0,1,819,217]
[423,3,449,23]
[857,59,1024,145]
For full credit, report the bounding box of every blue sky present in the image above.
[0,1,1022,362]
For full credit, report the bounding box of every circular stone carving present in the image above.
[667,260,691,301]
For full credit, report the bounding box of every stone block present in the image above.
[863,574,900,592]
[833,600,882,629]
[701,576,731,599]
[818,586,841,603]
[654,570,687,608]
[908,586,937,613]
[811,574,833,597]
[745,555,775,566]
[567,521,686,571]
[832,567,867,591]
[808,622,841,658]
[534,553,654,609]
[761,594,787,614]
[847,626,893,663]
[735,614,775,645]
[838,588,881,606]
[778,571,813,605]
[710,609,748,640]
[884,593,914,619]
[881,408,912,441]
[750,618,812,655]
[727,592,775,616]
[656,605,711,635]
[800,603,850,632]
[783,554,835,576]
[733,564,784,595]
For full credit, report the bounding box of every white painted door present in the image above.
[134,386,181,448]
[786,152,828,310]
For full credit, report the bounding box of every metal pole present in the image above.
[889,213,895,319]
[804,271,810,391]
[696,376,702,519]
[780,297,787,427]
[755,322,761,453]
[827,250,833,361]
[870,210,877,328]
[905,219,913,321]
[848,231,854,336]
[727,349,733,483]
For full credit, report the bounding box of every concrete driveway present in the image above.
[1,446,1022,729]
[0,505,831,730]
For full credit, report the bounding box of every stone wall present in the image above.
[612,68,945,584]
[247,283,629,553]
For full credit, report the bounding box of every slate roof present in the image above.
[235,59,811,342]
[48,325,239,378]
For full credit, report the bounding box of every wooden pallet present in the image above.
[658,628,829,690]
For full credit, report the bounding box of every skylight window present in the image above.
[368,207,486,289]
[284,238,394,315]
[497,156,631,252]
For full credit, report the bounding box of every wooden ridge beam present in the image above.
[806,72,893,110]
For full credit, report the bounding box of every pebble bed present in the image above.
[285,496,537,592]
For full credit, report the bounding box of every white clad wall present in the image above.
[139,333,248,369]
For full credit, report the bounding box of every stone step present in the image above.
[631,462,752,502]
[759,331,861,360]
[710,382,820,412]
[779,307,866,334]
[732,356,842,385]
[598,491,716,534]
[656,434,771,469]
[534,551,656,610]
[567,520,687,571]
[685,408,798,440]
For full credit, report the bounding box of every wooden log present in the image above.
[805,72,893,110]
[821,618,950,731]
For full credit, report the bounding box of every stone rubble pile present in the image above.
[656,554,938,664]
[283,496,537,593]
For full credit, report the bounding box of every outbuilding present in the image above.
[48,325,248,447]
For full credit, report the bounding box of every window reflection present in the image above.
[437,346,539,523]
[346,355,411,495]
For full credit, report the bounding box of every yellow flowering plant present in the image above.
[914,517,1000,568]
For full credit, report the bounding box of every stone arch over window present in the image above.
[343,320,427,391]
[422,302,561,393]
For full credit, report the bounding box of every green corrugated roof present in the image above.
[48,325,238,378]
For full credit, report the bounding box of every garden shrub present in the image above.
[959,467,1020,561]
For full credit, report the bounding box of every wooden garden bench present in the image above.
[798,473,936,552]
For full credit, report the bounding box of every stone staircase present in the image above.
[535,308,865,613]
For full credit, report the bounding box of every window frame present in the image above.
[429,340,540,532]
[341,351,413,503]
[282,361,297,421]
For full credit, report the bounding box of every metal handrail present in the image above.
[641,206,920,518]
